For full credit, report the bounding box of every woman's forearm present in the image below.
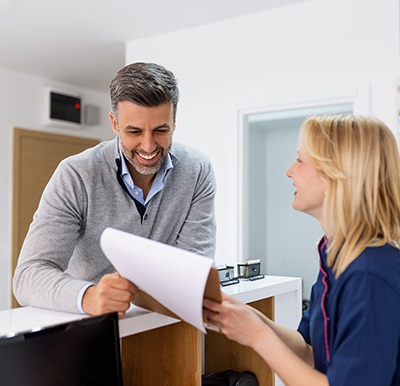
[252,326,328,386]
[250,306,314,366]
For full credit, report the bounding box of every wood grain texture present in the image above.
[204,297,275,385]
[122,321,202,386]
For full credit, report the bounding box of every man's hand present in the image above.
[82,272,139,319]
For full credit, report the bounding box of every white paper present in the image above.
[100,227,214,333]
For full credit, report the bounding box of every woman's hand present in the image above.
[203,293,268,349]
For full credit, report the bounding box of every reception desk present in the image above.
[0,275,302,386]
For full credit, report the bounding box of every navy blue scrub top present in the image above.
[298,237,400,385]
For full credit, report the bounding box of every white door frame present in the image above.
[236,83,371,261]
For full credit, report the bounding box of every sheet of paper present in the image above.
[100,227,215,333]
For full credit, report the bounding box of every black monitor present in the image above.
[0,312,123,386]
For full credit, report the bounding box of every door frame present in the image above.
[236,83,370,261]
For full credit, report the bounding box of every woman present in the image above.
[203,115,400,385]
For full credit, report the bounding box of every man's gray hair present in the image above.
[109,62,179,123]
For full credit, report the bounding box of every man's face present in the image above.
[110,101,175,176]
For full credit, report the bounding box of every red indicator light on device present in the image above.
[75,103,81,109]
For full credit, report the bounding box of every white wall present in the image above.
[2,0,400,310]
[0,67,112,310]
[125,0,400,282]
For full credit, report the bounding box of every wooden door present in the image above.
[11,128,100,307]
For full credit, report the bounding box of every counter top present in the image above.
[0,275,301,338]
[222,275,301,303]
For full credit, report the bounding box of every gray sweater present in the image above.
[13,138,216,313]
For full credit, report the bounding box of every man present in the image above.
[13,62,216,318]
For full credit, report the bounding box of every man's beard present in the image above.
[122,145,170,175]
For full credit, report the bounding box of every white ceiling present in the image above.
[0,0,306,92]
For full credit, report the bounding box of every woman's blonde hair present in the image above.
[300,114,400,276]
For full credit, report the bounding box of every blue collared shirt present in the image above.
[118,141,173,206]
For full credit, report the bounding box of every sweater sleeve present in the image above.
[173,157,216,258]
[13,159,91,313]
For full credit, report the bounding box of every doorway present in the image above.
[243,104,352,299]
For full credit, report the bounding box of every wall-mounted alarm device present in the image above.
[43,87,82,128]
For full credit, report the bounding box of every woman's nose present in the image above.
[286,162,295,178]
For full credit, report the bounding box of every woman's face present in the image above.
[286,148,326,221]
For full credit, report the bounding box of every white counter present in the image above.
[222,275,302,329]
[1,275,302,338]
[121,274,302,335]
